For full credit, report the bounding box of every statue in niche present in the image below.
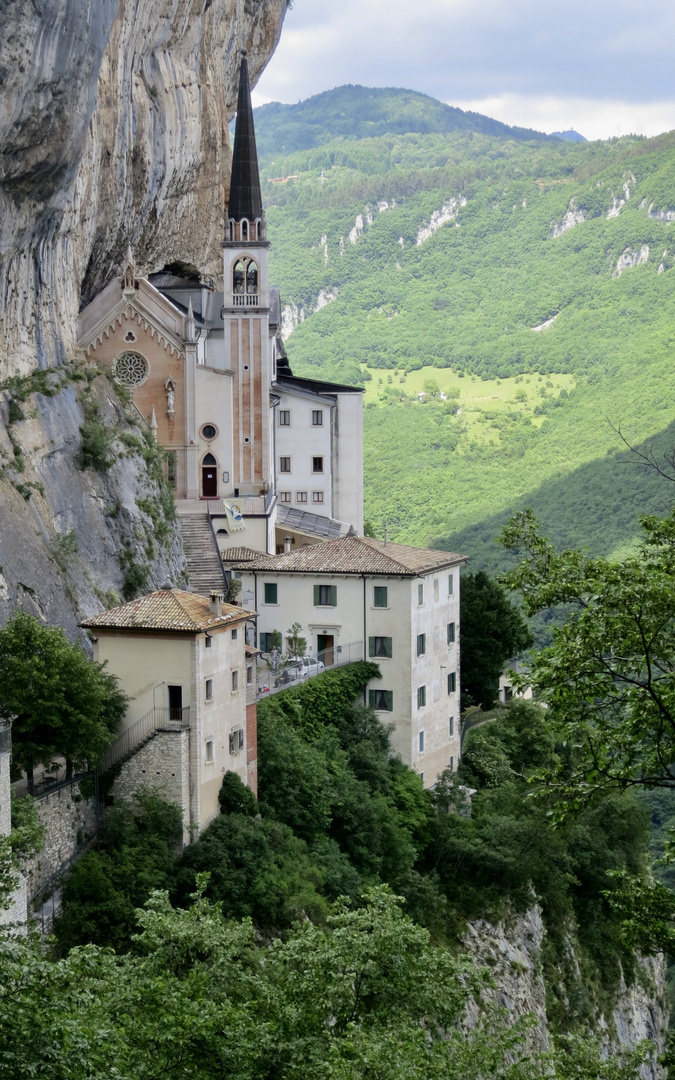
[165,377,176,418]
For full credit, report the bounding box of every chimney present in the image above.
[283,536,292,554]
[209,591,223,616]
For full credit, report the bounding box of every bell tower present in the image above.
[222,50,272,496]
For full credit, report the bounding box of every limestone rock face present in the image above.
[465,906,669,1078]
[0,0,285,631]
[0,0,287,379]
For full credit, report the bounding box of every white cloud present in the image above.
[253,0,675,130]
[451,94,675,141]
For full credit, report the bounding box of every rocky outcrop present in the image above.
[0,373,186,639]
[466,906,668,1078]
[0,0,286,628]
[0,0,288,379]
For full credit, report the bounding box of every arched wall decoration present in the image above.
[82,305,185,358]
[112,351,149,387]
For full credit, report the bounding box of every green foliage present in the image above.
[0,795,43,911]
[54,790,182,953]
[79,400,115,471]
[285,620,307,656]
[258,87,675,567]
[256,659,380,737]
[0,884,587,1080]
[460,570,533,708]
[121,557,150,600]
[218,770,258,816]
[0,612,127,777]
[500,506,675,806]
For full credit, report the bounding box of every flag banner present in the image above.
[224,501,246,532]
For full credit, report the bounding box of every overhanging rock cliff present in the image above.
[0,0,287,629]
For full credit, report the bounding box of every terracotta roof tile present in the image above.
[228,536,465,577]
[80,589,255,633]
[221,546,263,562]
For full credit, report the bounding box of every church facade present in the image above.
[77,53,363,557]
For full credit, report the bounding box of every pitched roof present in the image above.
[221,546,262,563]
[227,536,466,576]
[227,53,263,222]
[80,589,255,633]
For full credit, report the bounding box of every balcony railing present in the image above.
[257,641,364,698]
[99,706,190,773]
[232,294,259,307]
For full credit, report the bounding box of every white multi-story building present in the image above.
[81,588,257,837]
[228,536,465,786]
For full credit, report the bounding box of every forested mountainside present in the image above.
[259,86,675,566]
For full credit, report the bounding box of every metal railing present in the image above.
[232,294,259,307]
[99,706,190,773]
[257,641,364,697]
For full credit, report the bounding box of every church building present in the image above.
[76,52,364,564]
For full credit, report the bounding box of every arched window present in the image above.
[203,453,217,466]
[201,453,218,498]
[241,219,249,241]
[233,261,245,294]
[246,262,258,293]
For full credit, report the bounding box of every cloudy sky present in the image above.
[253,0,675,141]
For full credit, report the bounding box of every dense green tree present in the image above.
[54,791,182,953]
[459,571,533,708]
[1,883,651,1079]
[501,507,675,804]
[0,613,127,784]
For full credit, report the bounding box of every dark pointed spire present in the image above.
[227,51,263,223]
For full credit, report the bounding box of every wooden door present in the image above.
[317,634,334,667]
[202,464,218,497]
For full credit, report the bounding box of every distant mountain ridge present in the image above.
[549,129,587,142]
[254,84,555,157]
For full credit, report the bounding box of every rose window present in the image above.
[112,351,149,387]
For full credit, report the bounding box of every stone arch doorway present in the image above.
[201,453,218,498]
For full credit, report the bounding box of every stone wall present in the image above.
[24,779,99,902]
[111,729,191,844]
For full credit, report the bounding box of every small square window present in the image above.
[279,410,291,426]
[205,635,212,649]
[232,670,239,691]
[279,457,291,473]
[373,586,388,608]
[229,728,244,754]
[280,491,292,503]
[231,628,238,640]
[448,672,457,694]
[448,573,454,596]
[449,715,454,737]
[296,491,308,503]
[447,622,455,644]
[259,632,279,653]
[433,578,439,601]
[312,456,324,473]
[205,739,214,763]
[314,584,337,606]
[246,665,253,685]
[264,582,278,604]
[369,689,393,711]
[205,679,213,701]
[312,491,324,503]
[417,686,426,708]
[312,410,323,426]
[418,583,424,605]
[419,730,425,753]
[369,636,392,659]
[416,633,426,656]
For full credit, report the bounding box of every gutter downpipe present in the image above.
[362,574,367,704]
[254,573,258,647]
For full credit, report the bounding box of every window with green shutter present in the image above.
[369,636,392,659]
[448,672,457,694]
[416,633,426,656]
[314,583,337,606]
[369,689,393,711]
[447,622,455,644]
[264,582,278,604]
[373,586,388,608]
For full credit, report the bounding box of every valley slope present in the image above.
[258,87,675,567]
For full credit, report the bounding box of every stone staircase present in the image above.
[179,513,227,596]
